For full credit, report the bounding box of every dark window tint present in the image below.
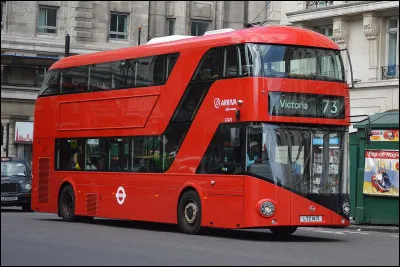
[192,48,222,81]
[55,139,85,171]
[61,66,88,94]
[239,45,253,77]
[163,124,189,170]
[90,63,112,91]
[132,136,162,173]
[191,20,210,36]
[40,53,180,96]
[198,127,219,174]
[85,138,109,171]
[224,46,239,78]
[153,55,167,85]
[109,137,130,171]
[197,124,244,174]
[112,59,135,89]
[167,53,179,79]
[39,70,60,96]
[135,57,154,87]
[172,83,210,123]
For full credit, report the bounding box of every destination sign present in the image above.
[268,92,345,119]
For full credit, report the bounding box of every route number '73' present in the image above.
[322,99,338,114]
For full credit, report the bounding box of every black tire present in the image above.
[269,226,298,236]
[21,204,33,212]
[58,185,77,222]
[178,190,202,235]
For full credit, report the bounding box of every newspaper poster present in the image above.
[363,150,399,197]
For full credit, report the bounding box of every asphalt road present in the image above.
[1,207,399,266]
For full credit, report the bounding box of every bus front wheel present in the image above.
[58,185,77,222]
[269,226,298,236]
[178,190,202,235]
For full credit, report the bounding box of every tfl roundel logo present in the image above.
[116,186,126,205]
[214,98,221,109]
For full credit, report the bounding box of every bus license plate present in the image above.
[300,215,322,222]
[1,197,18,201]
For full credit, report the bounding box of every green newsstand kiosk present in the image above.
[350,111,399,225]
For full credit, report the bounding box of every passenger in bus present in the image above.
[246,141,260,168]
[86,158,97,171]
[72,143,84,170]
[96,153,107,171]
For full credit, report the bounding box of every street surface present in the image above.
[1,207,399,266]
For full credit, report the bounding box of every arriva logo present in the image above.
[214,98,237,109]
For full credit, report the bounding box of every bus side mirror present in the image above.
[349,115,372,144]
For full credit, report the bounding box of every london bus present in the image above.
[32,25,351,236]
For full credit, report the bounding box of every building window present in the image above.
[1,1,6,28]
[306,1,333,9]
[191,20,210,36]
[38,6,58,34]
[109,13,128,40]
[167,19,175,36]
[382,17,399,79]
[315,26,333,38]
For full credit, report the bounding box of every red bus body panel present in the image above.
[32,26,350,230]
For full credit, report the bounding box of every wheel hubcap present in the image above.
[184,201,198,225]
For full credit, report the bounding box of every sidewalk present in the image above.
[345,219,399,233]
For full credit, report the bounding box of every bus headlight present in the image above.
[24,183,32,190]
[342,201,350,216]
[259,201,275,217]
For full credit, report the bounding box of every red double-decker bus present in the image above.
[32,26,351,236]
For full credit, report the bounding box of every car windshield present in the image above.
[246,123,349,196]
[1,162,27,177]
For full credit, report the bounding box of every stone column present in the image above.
[70,1,94,43]
[332,17,350,82]
[223,1,245,30]
[215,1,224,30]
[363,12,381,81]
[148,1,166,39]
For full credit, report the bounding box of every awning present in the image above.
[1,54,59,67]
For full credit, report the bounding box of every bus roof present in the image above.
[50,25,340,70]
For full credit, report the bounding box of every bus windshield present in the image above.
[246,123,349,196]
[245,43,345,82]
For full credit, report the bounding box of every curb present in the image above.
[346,225,399,233]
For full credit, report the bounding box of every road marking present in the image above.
[312,229,346,235]
[390,235,399,238]
[343,230,371,235]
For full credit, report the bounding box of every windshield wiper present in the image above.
[9,174,26,177]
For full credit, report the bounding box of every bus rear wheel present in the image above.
[178,190,202,235]
[269,226,298,236]
[58,185,77,222]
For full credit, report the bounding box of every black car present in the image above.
[1,157,32,211]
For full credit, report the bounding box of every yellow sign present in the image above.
[370,129,399,142]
